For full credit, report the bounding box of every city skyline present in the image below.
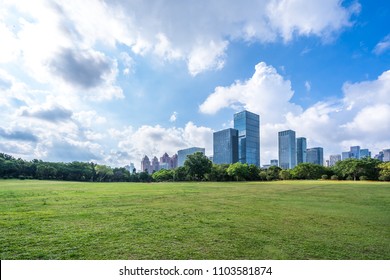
[0,1,389,170]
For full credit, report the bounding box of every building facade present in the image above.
[213,128,238,164]
[296,137,307,164]
[141,155,151,173]
[359,149,371,158]
[306,147,324,166]
[278,130,296,169]
[329,154,341,167]
[177,147,205,167]
[233,110,260,167]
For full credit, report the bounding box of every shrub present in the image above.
[359,176,368,181]
[331,175,339,180]
[321,174,328,180]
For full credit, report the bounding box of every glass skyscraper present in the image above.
[177,147,205,167]
[278,130,296,169]
[213,128,238,164]
[296,137,307,164]
[306,147,324,166]
[233,110,260,167]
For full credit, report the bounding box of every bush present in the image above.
[321,174,328,180]
[346,175,353,180]
[331,175,339,180]
[359,176,368,181]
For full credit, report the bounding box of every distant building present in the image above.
[350,146,360,159]
[278,130,296,169]
[342,151,351,160]
[383,149,390,162]
[329,154,341,167]
[374,151,384,161]
[177,147,205,167]
[234,110,260,167]
[213,128,238,164]
[141,155,151,173]
[359,149,371,158]
[170,154,178,169]
[306,147,324,166]
[270,159,278,166]
[296,137,307,164]
[151,156,159,172]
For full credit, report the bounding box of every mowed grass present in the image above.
[0,180,389,260]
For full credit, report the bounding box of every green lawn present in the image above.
[0,180,389,260]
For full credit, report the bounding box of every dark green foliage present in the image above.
[290,163,328,180]
[183,152,212,181]
[333,158,381,181]
[279,169,291,180]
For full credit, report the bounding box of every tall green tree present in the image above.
[227,162,249,181]
[184,152,212,181]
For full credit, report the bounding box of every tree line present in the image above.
[1,152,389,182]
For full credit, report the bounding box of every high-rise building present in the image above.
[170,154,178,169]
[359,149,371,158]
[306,147,324,166]
[278,130,296,169]
[213,128,239,164]
[350,146,360,159]
[177,147,205,167]
[270,159,278,166]
[342,151,351,160]
[233,110,260,167]
[329,154,341,166]
[296,137,307,164]
[151,156,159,172]
[141,155,151,173]
[383,149,390,162]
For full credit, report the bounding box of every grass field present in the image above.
[0,179,389,260]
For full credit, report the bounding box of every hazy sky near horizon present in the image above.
[0,0,389,168]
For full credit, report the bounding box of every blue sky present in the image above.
[0,0,389,169]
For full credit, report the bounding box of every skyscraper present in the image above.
[213,128,238,164]
[278,130,296,169]
[296,137,307,164]
[307,147,324,166]
[359,149,371,158]
[177,147,205,167]
[233,110,260,167]
[329,154,341,166]
[350,146,360,159]
[141,155,151,173]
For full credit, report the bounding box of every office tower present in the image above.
[177,147,205,167]
[374,151,384,161]
[151,156,159,172]
[270,159,278,166]
[170,154,178,169]
[383,149,390,162]
[233,110,260,167]
[359,149,371,158]
[329,154,341,167]
[213,128,238,164]
[278,130,296,169]
[350,146,360,159]
[342,151,351,160]
[141,155,151,173]
[296,137,307,164]
[306,147,324,166]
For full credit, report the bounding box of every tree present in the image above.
[378,162,390,181]
[183,152,212,181]
[95,165,114,182]
[279,169,291,180]
[227,162,249,181]
[333,158,381,181]
[291,163,327,180]
[152,169,174,182]
[266,165,282,181]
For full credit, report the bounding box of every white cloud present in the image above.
[373,34,390,55]
[201,62,390,165]
[305,80,311,92]
[199,62,302,124]
[169,111,178,122]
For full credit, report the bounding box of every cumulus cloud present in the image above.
[21,106,73,123]
[373,34,390,55]
[0,127,38,142]
[200,62,302,123]
[108,122,213,168]
[201,62,390,164]
[169,111,178,122]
